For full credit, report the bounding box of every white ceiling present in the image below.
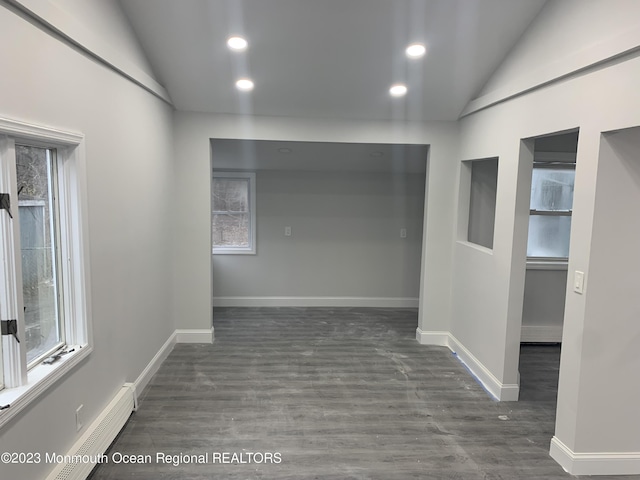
[120,0,547,122]
[212,140,429,173]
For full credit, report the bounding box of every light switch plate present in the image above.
[574,271,585,294]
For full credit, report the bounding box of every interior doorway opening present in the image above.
[210,139,429,334]
[518,130,578,407]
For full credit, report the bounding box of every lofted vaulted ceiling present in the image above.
[120,0,547,122]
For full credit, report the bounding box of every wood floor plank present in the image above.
[88,308,637,479]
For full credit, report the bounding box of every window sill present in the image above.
[456,240,494,255]
[0,344,91,429]
[212,249,256,255]
[526,259,569,271]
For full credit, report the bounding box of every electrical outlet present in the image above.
[76,404,84,432]
[400,228,407,238]
[284,226,292,237]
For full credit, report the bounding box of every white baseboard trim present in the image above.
[130,332,177,409]
[448,334,519,402]
[550,436,640,475]
[521,325,563,343]
[43,326,215,479]
[213,296,419,308]
[415,328,450,346]
[130,328,213,404]
[415,330,519,401]
[175,327,214,344]
[130,327,214,407]
[45,384,135,480]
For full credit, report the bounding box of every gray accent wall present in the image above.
[213,170,425,300]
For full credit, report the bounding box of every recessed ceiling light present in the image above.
[389,84,407,97]
[235,78,254,91]
[278,148,292,154]
[227,36,248,51]
[370,151,383,157]
[405,43,426,58]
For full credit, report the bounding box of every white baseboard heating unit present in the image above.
[45,383,136,480]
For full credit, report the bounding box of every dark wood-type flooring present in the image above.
[89,308,638,479]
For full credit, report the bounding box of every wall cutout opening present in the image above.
[463,157,498,249]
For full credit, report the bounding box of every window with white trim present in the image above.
[16,145,66,366]
[527,163,575,259]
[212,172,256,254]
[0,118,91,427]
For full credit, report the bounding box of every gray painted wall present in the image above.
[173,112,459,332]
[522,269,567,327]
[571,126,640,453]
[213,170,425,301]
[0,3,175,479]
[451,0,640,466]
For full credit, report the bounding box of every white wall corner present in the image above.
[415,328,450,346]
[213,296,419,308]
[448,335,519,401]
[130,331,177,408]
[175,327,214,344]
[414,330,519,401]
[550,436,640,476]
[520,325,563,343]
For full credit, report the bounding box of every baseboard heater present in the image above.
[45,383,136,480]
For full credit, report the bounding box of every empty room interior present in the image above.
[0,0,639,479]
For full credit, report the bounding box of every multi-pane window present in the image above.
[212,172,256,254]
[527,164,575,258]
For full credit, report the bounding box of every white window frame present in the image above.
[212,171,256,255]
[19,148,67,369]
[526,161,575,266]
[0,116,92,429]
